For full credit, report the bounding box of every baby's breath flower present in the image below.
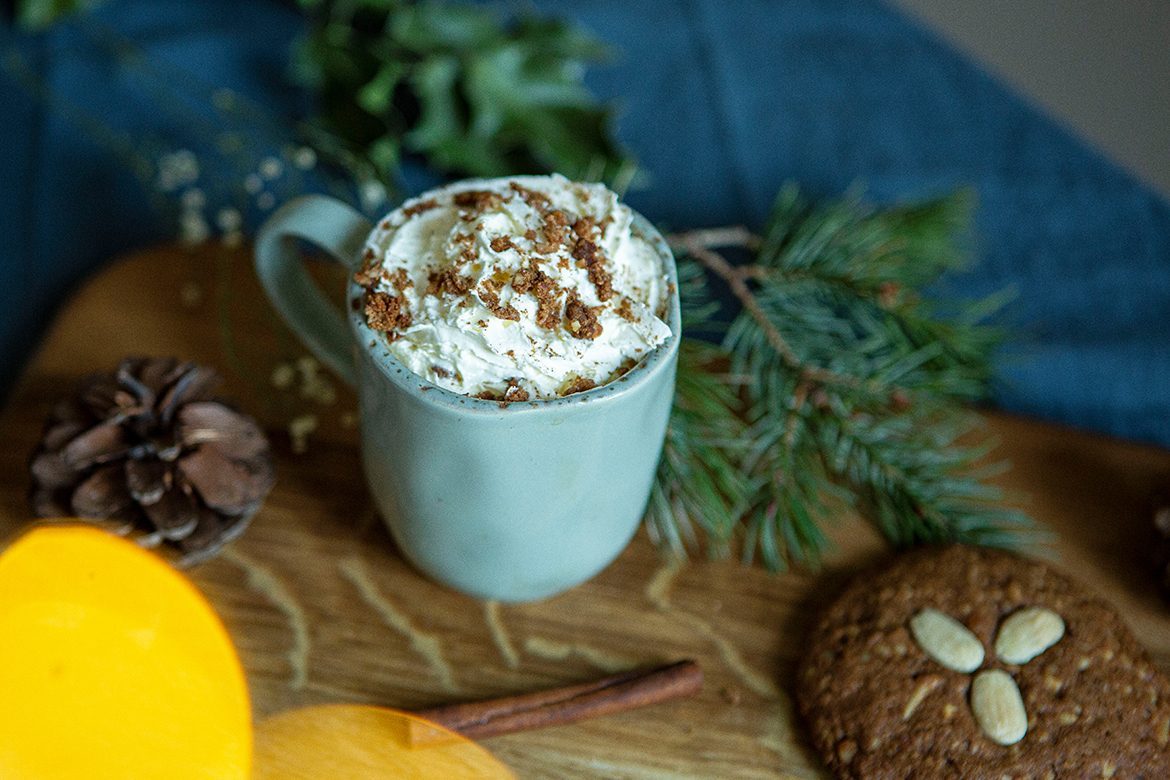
[259,157,284,180]
[180,188,206,211]
[156,149,199,193]
[271,363,296,390]
[359,179,387,212]
[288,414,318,454]
[216,207,243,233]
[292,146,318,171]
[179,210,210,246]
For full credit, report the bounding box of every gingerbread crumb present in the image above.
[490,235,515,253]
[353,248,383,286]
[503,379,530,403]
[610,357,638,380]
[572,216,598,242]
[432,366,451,379]
[511,267,537,294]
[572,239,595,267]
[427,268,474,297]
[402,198,438,218]
[453,190,504,213]
[615,297,636,322]
[510,262,563,330]
[509,182,551,212]
[479,280,520,321]
[535,209,570,254]
[451,231,478,264]
[364,291,412,332]
[572,238,614,301]
[561,376,597,396]
[533,275,563,330]
[387,268,413,292]
[564,295,602,340]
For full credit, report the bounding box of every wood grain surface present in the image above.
[1,243,1168,778]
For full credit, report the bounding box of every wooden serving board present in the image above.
[1,243,1169,778]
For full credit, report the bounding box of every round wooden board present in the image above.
[1,243,1168,778]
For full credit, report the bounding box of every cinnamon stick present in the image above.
[411,659,702,743]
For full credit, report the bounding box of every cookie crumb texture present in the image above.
[353,174,672,400]
[797,546,1170,779]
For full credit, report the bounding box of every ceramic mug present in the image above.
[255,194,680,602]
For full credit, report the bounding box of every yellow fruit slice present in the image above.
[0,524,251,779]
[254,704,514,779]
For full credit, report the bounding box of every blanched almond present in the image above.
[994,607,1065,665]
[970,669,1028,745]
[909,608,984,673]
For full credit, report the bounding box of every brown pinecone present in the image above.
[29,357,275,566]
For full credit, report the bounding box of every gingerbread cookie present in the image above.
[798,546,1170,778]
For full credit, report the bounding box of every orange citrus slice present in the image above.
[254,704,514,779]
[0,524,251,779]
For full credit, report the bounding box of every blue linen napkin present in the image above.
[1,0,1167,447]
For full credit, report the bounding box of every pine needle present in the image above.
[660,185,1031,570]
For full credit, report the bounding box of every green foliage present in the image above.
[653,187,1031,569]
[293,0,634,191]
[14,0,103,29]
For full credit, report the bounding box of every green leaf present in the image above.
[402,55,461,147]
[391,4,499,52]
[367,135,400,174]
[357,61,406,114]
[294,0,631,189]
[16,0,102,29]
[289,35,329,90]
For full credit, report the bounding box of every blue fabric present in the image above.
[1,0,1168,447]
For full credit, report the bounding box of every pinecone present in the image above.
[29,357,275,566]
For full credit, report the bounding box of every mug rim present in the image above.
[347,211,682,415]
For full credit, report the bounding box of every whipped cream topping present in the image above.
[354,175,672,400]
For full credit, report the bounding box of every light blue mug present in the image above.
[255,194,680,601]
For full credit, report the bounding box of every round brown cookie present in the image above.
[797,545,1170,779]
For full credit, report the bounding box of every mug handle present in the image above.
[254,195,373,387]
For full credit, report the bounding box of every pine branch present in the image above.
[658,185,1030,569]
[647,340,756,559]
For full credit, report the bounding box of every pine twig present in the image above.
[670,232,797,367]
[656,186,1030,569]
[668,231,860,393]
[672,229,946,411]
